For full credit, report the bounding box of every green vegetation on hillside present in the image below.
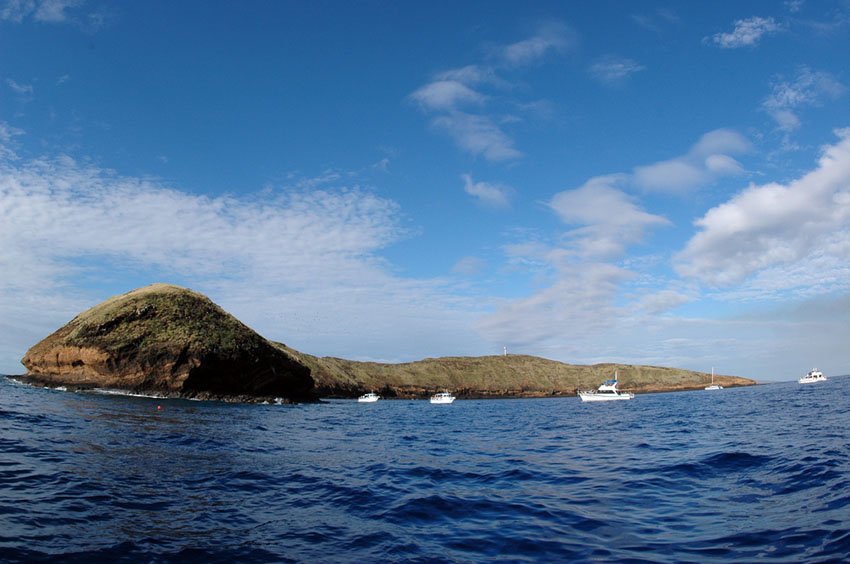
[62,283,267,358]
[274,344,756,398]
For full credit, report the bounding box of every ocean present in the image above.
[1,375,849,563]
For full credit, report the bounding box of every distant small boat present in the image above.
[357,392,380,403]
[705,368,723,391]
[578,372,634,402]
[430,391,455,404]
[799,368,826,384]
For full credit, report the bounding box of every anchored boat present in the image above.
[357,392,380,403]
[798,368,826,384]
[430,391,456,404]
[578,372,634,402]
[705,368,723,390]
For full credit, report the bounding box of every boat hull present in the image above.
[798,377,826,384]
[578,392,634,402]
[430,396,455,404]
[357,394,380,403]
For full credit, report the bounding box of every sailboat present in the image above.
[705,368,723,390]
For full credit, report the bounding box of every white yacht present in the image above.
[798,368,826,384]
[430,391,456,404]
[578,372,634,402]
[357,392,380,403]
[705,368,723,391]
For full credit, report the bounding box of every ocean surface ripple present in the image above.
[2,376,849,562]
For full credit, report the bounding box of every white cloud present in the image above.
[477,262,633,352]
[785,0,805,13]
[34,0,80,22]
[675,128,850,288]
[632,9,680,33]
[707,16,782,48]
[0,121,24,144]
[435,65,503,87]
[589,56,646,84]
[0,0,79,22]
[0,151,496,372]
[6,79,33,97]
[462,173,512,209]
[409,80,486,112]
[0,122,24,159]
[635,289,692,315]
[432,112,522,161]
[762,67,845,134]
[409,22,572,161]
[371,157,390,172]
[0,0,35,22]
[499,21,575,67]
[0,156,407,290]
[477,174,669,354]
[550,174,669,259]
[451,256,487,276]
[633,129,750,193]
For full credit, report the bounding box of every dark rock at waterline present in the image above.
[21,284,315,402]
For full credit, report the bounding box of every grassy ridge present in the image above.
[61,284,268,358]
[274,344,756,397]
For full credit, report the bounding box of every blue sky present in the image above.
[2,0,849,381]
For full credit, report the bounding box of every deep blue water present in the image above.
[2,376,850,563]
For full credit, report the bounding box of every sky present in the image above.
[1,0,849,381]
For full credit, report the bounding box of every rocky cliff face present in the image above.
[22,284,315,401]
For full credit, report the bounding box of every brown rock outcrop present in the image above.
[22,284,315,401]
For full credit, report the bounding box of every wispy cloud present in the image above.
[0,121,24,144]
[477,172,669,354]
[0,122,24,158]
[1,0,80,23]
[6,79,33,100]
[462,173,512,209]
[762,66,845,140]
[497,21,575,67]
[431,112,522,161]
[452,256,487,276]
[707,16,783,48]
[35,0,81,22]
[409,21,573,162]
[409,80,487,112]
[0,149,493,370]
[633,129,751,194]
[675,128,850,289]
[588,56,646,84]
[632,9,680,33]
[785,0,805,13]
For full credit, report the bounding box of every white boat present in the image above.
[705,368,723,390]
[357,392,380,403]
[578,372,634,402]
[798,368,826,384]
[430,391,455,404]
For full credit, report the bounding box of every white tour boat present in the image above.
[578,372,634,402]
[357,392,380,403]
[705,368,723,391]
[430,391,456,404]
[798,368,826,384]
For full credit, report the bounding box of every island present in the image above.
[19,283,757,401]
